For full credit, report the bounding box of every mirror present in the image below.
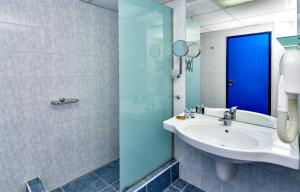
[173,40,189,74]
[186,43,201,72]
[173,40,189,57]
[185,0,297,128]
[187,43,201,58]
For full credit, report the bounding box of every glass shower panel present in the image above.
[186,18,201,109]
[119,0,173,190]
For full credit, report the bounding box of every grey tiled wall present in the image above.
[0,0,118,191]
[175,136,300,192]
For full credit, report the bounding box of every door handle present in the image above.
[228,80,237,87]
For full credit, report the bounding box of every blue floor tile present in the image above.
[51,188,64,192]
[94,160,119,185]
[182,184,205,192]
[164,185,180,192]
[102,186,116,192]
[172,179,188,190]
[111,180,119,191]
[62,172,108,192]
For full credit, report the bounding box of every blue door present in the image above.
[227,32,271,115]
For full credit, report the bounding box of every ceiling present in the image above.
[81,0,297,33]
[186,0,297,33]
[159,0,296,33]
[80,0,118,11]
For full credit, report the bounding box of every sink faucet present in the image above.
[219,107,238,126]
[219,111,232,126]
[229,106,238,120]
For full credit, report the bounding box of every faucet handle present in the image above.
[223,110,231,118]
[230,106,238,110]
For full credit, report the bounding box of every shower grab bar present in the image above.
[51,98,79,105]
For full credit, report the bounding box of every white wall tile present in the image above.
[0,1,119,191]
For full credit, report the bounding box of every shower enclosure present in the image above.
[119,0,173,190]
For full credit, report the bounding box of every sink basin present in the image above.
[179,122,266,151]
[164,114,299,169]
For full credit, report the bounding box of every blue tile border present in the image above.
[26,177,48,192]
[44,159,205,192]
[126,159,205,192]
[126,159,179,192]
[147,169,171,192]
[170,163,179,182]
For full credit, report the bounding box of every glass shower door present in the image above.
[119,0,173,190]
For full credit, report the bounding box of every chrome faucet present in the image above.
[229,106,238,120]
[219,107,238,126]
[219,111,232,126]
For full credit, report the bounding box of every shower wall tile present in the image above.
[0,0,118,191]
[27,0,52,28]
[0,0,27,25]
[0,23,27,52]
[51,5,75,33]
[26,27,52,53]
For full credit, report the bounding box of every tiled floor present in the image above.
[51,160,203,192]
[164,179,204,192]
[51,160,120,192]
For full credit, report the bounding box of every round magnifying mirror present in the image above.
[173,40,189,57]
[187,43,201,58]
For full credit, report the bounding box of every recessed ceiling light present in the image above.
[218,0,256,7]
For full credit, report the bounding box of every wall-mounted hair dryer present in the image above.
[277,50,300,143]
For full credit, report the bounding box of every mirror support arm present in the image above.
[179,57,183,75]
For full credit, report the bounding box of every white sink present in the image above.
[164,114,299,169]
[179,121,266,151]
